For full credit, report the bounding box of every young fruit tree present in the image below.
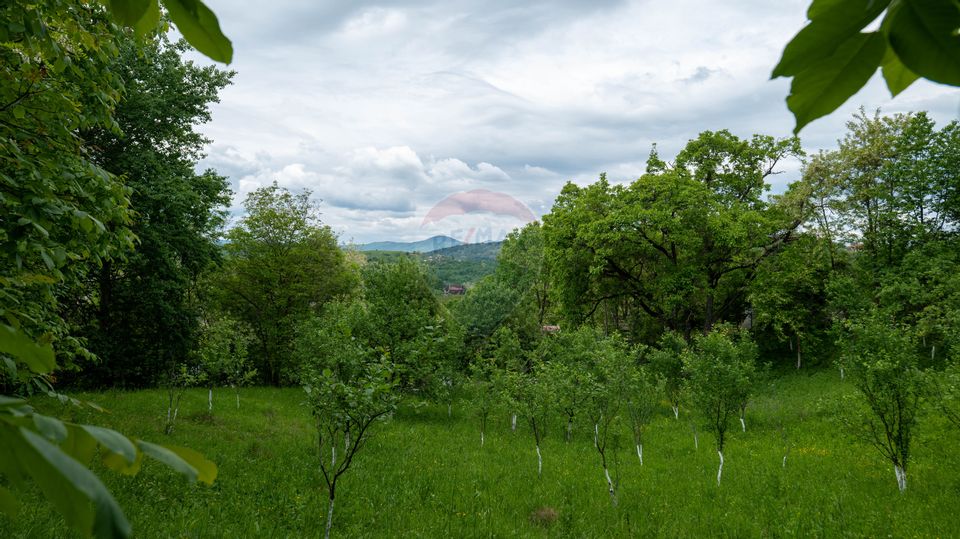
[840,316,925,493]
[468,354,498,447]
[196,316,257,412]
[624,362,659,466]
[163,364,206,435]
[649,332,687,420]
[505,359,554,478]
[585,334,635,506]
[296,303,398,539]
[682,327,758,486]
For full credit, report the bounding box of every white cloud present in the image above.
[197,0,960,243]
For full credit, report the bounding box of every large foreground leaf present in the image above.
[0,324,55,375]
[888,0,960,86]
[11,428,131,538]
[773,0,891,77]
[786,32,886,133]
[163,0,233,63]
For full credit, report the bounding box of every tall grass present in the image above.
[3,370,959,537]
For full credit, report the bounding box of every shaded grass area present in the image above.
[3,370,960,537]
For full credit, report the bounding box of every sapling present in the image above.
[469,355,498,447]
[624,365,658,465]
[488,326,526,433]
[682,327,757,485]
[649,332,687,420]
[164,363,205,435]
[840,316,925,492]
[196,316,257,412]
[586,335,634,505]
[509,362,554,477]
[296,303,399,539]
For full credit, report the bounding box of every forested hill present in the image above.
[358,241,501,289]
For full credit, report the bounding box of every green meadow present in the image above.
[4,369,959,538]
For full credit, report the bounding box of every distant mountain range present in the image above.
[350,235,463,253]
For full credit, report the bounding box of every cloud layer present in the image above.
[196,0,959,243]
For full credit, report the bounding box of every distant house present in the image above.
[541,325,561,333]
[444,284,466,295]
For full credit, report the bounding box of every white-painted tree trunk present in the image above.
[717,451,724,485]
[173,406,179,422]
[840,367,845,380]
[324,496,335,539]
[566,420,573,442]
[604,467,617,506]
[636,444,643,465]
[594,423,599,448]
[536,444,542,477]
[480,431,484,447]
[740,416,746,432]
[782,454,787,468]
[672,405,679,419]
[511,414,517,431]
[691,424,698,450]
[208,388,213,412]
[895,465,907,492]
[932,345,936,361]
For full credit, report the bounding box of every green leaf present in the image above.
[163,444,218,484]
[33,414,68,443]
[787,32,886,134]
[106,0,152,27]
[0,486,17,518]
[12,428,132,539]
[137,441,217,484]
[162,0,233,64]
[0,396,25,408]
[774,0,890,77]
[0,324,56,375]
[133,0,161,36]
[61,424,99,467]
[82,426,141,475]
[881,48,920,96]
[888,0,960,86]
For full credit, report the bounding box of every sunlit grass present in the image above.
[3,370,960,537]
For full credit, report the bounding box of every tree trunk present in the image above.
[691,423,698,450]
[511,414,517,432]
[324,492,335,539]
[672,405,679,419]
[717,451,724,486]
[536,444,542,478]
[604,467,617,506]
[636,443,643,465]
[796,335,802,369]
[895,465,907,492]
[208,388,213,412]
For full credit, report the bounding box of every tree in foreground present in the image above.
[840,315,925,492]
[683,327,757,485]
[297,302,397,539]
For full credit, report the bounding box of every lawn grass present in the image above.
[3,369,960,537]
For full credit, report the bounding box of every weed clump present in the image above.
[529,507,558,527]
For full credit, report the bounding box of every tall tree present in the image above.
[215,183,357,385]
[544,131,806,340]
[64,35,232,387]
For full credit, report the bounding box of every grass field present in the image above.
[3,369,960,538]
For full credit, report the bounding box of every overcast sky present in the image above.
[194,0,959,244]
